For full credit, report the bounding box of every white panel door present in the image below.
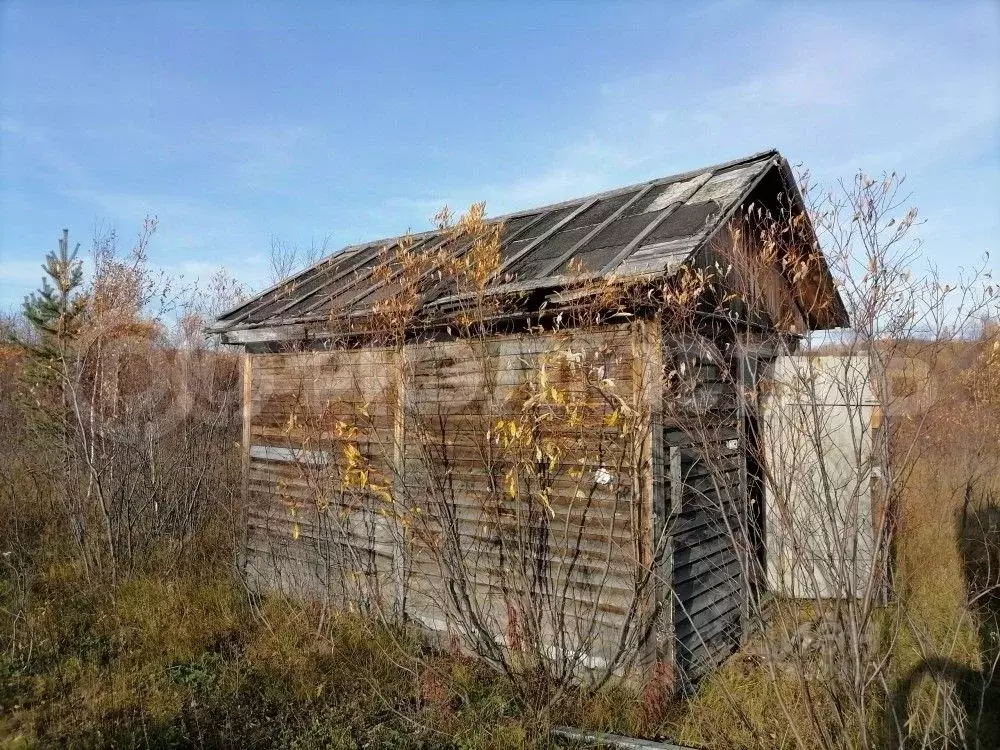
[761,355,882,599]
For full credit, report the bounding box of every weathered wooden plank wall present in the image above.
[243,347,401,611]
[242,322,664,676]
[400,324,659,673]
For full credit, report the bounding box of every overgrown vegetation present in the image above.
[0,564,539,748]
[2,169,998,749]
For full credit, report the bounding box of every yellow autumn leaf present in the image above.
[505,470,517,498]
[537,488,554,518]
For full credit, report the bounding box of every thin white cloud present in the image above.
[505,2,996,201]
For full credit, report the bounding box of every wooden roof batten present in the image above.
[490,197,600,280]
[598,171,715,275]
[341,207,555,315]
[534,183,656,279]
[211,149,849,340]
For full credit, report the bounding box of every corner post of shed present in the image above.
[631,319,667,679]
[391,346,410,621]
[240,351,252,575]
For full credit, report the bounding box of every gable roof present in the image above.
[212,149,847,340]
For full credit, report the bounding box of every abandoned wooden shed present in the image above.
[211,149,849,688]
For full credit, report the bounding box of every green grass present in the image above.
[2,420,997,749]
[3,472,997,750]
[2,473,996,750]
[0,563,537,749]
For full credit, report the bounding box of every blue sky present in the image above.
[1,0,998,313]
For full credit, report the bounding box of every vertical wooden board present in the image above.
[391,348,408,617]
[631,320,667,672]
[241,353,253,574]
[242,353,252,502]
